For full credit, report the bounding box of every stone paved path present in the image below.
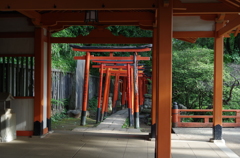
[0,109,239,158]
[73,109,142,134]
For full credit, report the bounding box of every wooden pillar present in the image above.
[213,22,224,140]
[121,77,127,108]
[101,68,110,121]
[33,28,44,136]
[47,30,52,131]
[156,0,173,157]
[150,27,158,138]
[105,74,111,116]
[138,77,143,112]
[81,52,90,126]
[96,64,104,123]
[127,64,134,126]
[112,74,120,113]
[134,53,140,129]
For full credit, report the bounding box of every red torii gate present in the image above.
[93,65,145,127]
[71,45,151,128]
[92,64,145,116]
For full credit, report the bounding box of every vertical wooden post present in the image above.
[112,74,120,113]
[121,77,127,108]
[213,23,224,140]
[105,74,111,117]
[96,64,104,123]
[172,103,179,128]
[101,68,110,121]
[236,111,240,124]
[81,52,90,126]
[34,28,44,136]
[47,30,52,131]
[134,52,140,129]
[138,77,142,106]
[131,67,135,126]
[150,27,157,138]
[156,0,173,157]
[127,64,133,126]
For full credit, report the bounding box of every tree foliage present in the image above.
[172,47,240,109]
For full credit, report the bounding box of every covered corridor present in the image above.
[1,0,240,157]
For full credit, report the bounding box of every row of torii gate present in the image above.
[70,45,151,129]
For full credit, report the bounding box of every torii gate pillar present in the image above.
[156,0,173,157]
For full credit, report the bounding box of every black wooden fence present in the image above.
[0,57,99,115]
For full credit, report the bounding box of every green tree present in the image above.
[172,48,214,109]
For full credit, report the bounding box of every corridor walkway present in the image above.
[0,109,239,158]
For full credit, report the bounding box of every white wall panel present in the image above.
[11,99,34,131]
[173,16,215,31]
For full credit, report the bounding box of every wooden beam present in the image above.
[174,3,240,14]
[0,0,157,10]
[17,10,41,25]
[51,37,152,44]
[0,32,34,38]
[234,27,240,36]
[176,38,197,43]
[173,31,215,38]
[218,15,240,36]
[42,12,154,26]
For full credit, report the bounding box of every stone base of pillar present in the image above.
[80,111,87,126]
[149,123,156,138]
[33,121,43,136]
[47,118,51,131]
[213,124,223,140]
[134,112,140,129]
[96,108,101,123]
[128,108,134,127]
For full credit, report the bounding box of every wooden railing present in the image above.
[172,109,240,128]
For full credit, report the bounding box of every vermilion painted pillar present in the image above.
[104,74,111,117]
[112,74,120,113]
[96,64,104,123]
[101,68,110,121]
[139,78,144,106]
[121,77,127,108]
[134,53,140,129]
[127,64,133,126]
[131,67,135,125]
[213,22,224,140]
[47,30,52,132]
[156,0,173,157]
[34,28,44,136]
[138,77,143,110]
[150,27,157,138]
[81,52,90,126]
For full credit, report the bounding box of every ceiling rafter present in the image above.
[176,38,197,43]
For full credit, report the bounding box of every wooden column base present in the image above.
[213,124,222,140]
[81,111,87,126]
[96,108,101,123]
[47,118,51,131]
[33,121,43,136]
